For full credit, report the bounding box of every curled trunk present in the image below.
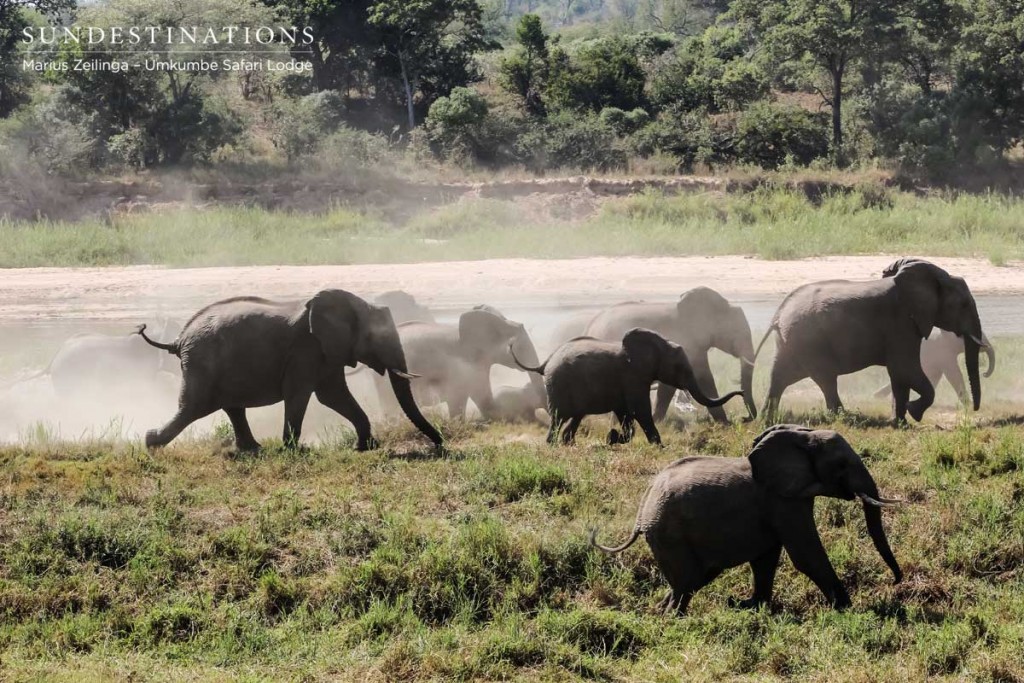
[964,334,982,411]
[983,336,995,377]
[860,481,902,584]
[688,385,744,409]
[389,371,443,446]
[740,356,757,419]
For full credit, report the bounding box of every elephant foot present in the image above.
[356,435,380,452]
[728,595,766,610]
[144,429,162,449]
[235,440,261,453]
[907,401,927,422]
[607,429,624,445]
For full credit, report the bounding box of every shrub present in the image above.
[734,102,830,169]
[519,112,627,171]
[268,90,346,161]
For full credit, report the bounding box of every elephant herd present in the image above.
[11,257,991,614]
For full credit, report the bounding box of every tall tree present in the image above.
[0,0,74,116]
[369,0,496,130]
[731,0,951,161]
[499,13,550,115]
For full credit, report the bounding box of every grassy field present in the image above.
[1,407,1022,681]
[2,187,1024,267]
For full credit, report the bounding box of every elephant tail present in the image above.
[136,324,179,355]
[753,323,778,361]
[510,342,546,375]
[590,526,641,554]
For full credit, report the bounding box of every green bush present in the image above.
[519,112,627,171]
[268,90,346,161]
[629,107,734,170]
[734,102,830,169]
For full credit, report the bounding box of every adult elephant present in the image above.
[758,258,986,422]
[592,424,902,614]
[374,290,435,324]
[138,290,442,452]
[875,329,995,403]
[584,287,757,423]
[373,305,544,420]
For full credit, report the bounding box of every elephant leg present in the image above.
[652,383,676,422]
[145,379,215,448]
[546,412,565,445]
[904,365,936,422]
[691,354,728,423]
[315,381,376,451]
[628,391,661,445]
[224,407,260,452]
[282,392,311,447]
[762,358,800,422]
[446,391,469,420]
[561,416,583,445]
[944,365,967,403]
[608,410,634,444]
[812,374,844,414]
[774,502,849,609]
[731,545,782,609]
[647,538,713,615]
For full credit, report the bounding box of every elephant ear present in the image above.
[306,289,364,369]
[748,428,837,498]
[890,259,945,338]
[459,308,518,362]
[621,328,665,379]
[881,257,926,278]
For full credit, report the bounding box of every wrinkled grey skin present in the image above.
[585,287,757,423]
[373,290,435,324]
[759,258,985,423]
[43,318,181,396]
[138,289,442,452]
[514,328,744,445]
[592,425,903,615]
[373,305,544,420]
[875,330,995,402]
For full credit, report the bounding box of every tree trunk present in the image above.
[399,52,415,130]
[831,66,844,164]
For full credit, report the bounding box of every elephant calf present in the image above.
[875,330,995,403]
[592,425,903,614]
[513,328,745,445]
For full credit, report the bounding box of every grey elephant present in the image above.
[491,384,547,423]
[138,289,442,451]
[513,328,745,445]
[372,305,544,420]
[584,287,757,423]
[592,424,903,614]
[758,258,986,422]
[373,290,435,324]
[39,318,181,397]
[875,329,995,403]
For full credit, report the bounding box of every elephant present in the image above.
[371,305,544,420]
[512,328,745,445]
[875,330,995,403]
[22,318,181,397]
[758,258,986,423]
[591,424,903,615]
[373,290,435,324]
[491,384,547,423]
[137,289,443,452]
[584,287,757,424]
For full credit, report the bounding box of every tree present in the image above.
[731,0,952,161]
[369,0,496,130]
[499,14,550,114]
[0,0,74,116]
[547,36,649,112]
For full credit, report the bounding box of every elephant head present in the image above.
[622,328,745,411]
[677,287,757,418]
[748,424,902,584]
[883,258,985,410]
[306,289,442,446]
[462,305,546,400]
[374,290,436,324]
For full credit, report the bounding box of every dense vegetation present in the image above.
[2,0,1024,182]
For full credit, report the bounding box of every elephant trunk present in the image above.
[964,332,982,411]
[509,332,546,396]
[983,334,995,378]
[859,479,903,584]
[687,385,745,409]
[388,371,443,446]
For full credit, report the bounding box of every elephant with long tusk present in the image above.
[138,290,443,452]
[592,424,903,615]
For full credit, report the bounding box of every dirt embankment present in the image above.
[0,171,892,223]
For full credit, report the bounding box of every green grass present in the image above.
[3,187,1024,267]
[1,412,1023,681]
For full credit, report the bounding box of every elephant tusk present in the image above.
[390,369,421,380]
[969,334,989,349]
[857,492,903,507]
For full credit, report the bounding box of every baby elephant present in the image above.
[592,425,903,615]
[512,328,745,445]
